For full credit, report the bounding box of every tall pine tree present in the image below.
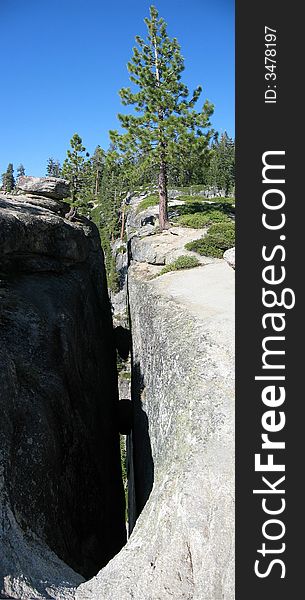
[46,157,62,178]
[2,163,15,192]
[91,146,106,197]
[61,134,89,205]
[110,5,214,229]
[17,164,25,178]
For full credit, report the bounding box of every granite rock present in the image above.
[16,176,70,200]
[223,247,235,269]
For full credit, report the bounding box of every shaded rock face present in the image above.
[16,176,70,199]
[0,194,126,598]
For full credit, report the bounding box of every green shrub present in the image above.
[107,259,120,292]
[210,196,235,205]
[171,195,235,207]
[158,255,200,276]
[136,194,159,213]
[169,200,234,222]
[177,209,231,228]
[176,195,205,203]
[185,222,235,258]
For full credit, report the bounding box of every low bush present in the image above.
[177,195,234,205]
[158,254,200,276]
[206,196,235,206]
[177,209,231,228]
[169,200,234,221]
[185,222,235,258]
[136,195,159,213]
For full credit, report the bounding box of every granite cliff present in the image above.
[0,180,126,599]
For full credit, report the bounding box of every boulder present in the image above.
[0,195,97,271]
[16,176,70,200]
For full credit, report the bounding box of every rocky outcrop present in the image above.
[130,226,216,266]
[76,201,235,599]
[16,176,70,199]
[0,188,126,598]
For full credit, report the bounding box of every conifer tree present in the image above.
[110,5,214,229]
[17,164,25,178]
[91,146,106,197]
[207,132,235,196]
[2,163,15,192]
[46,157,62,178]
[61,134,89,205]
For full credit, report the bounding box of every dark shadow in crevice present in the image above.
[118,399,132,435]
[114,326,132,360]
[127,362,154,536]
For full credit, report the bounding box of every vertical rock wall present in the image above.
[0,193,126,599]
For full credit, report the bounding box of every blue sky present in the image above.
[0,0,234,177]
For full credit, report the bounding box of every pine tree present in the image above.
[61,134,89,205]
[46,157,62,178]
[207,132,235,196]
[110,5,214,229]
[2,163,15,192]
[91,146,106,197]
[17,164,25,178]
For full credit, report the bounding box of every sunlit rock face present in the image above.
[16,175,70,199]
[0,191,126,599]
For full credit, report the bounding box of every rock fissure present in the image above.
[1,182,234,599]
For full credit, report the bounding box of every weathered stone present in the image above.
[130,227,213,266]
[118,374,131,401]
[110,244,129,328]
[17,176,70,200]
[0,193,126,598]
[223,246,235,269]
[130,235,165,264]
[12,193,68,214]
[0,196,98,271]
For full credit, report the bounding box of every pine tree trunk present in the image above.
[158,160,169,230]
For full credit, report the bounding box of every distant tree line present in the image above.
[1,163,25,192]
